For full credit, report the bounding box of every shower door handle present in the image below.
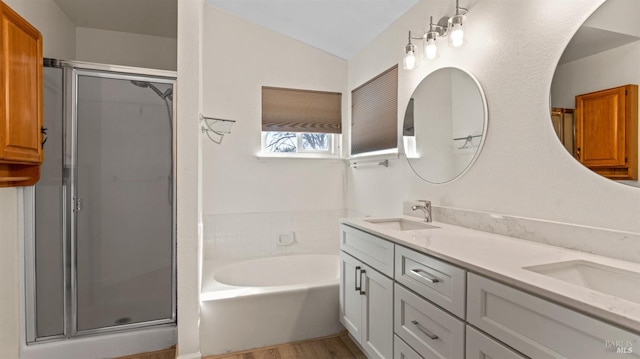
[73,197,83,212]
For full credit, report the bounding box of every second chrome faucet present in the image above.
[411,200,432,222]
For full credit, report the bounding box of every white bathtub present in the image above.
[200,254,343,356]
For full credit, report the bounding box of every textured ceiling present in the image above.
[205,0,420,59]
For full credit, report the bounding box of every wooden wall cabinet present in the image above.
[0,1,43,187]
[575,84,638,180]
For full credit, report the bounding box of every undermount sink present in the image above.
[524,260,640,304]
[364,218,439,231]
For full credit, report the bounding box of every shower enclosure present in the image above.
[24,60,176,344]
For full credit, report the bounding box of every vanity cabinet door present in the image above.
[466,326,526,359]
[340,251,363,338]
[467,273,640,359]
[362,262,394,359]
[340,251,394,359]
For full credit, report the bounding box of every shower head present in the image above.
[162,88,173,101]
[131,80,173,101]
[131,80,149,88]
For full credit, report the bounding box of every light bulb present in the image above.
[450,23,464,47]
[403,50,416,70]
[425,38,437,60]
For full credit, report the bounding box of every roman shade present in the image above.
[351,65,398,155]
[262,86,342,134]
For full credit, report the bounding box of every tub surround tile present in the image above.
[203,209,349,260]
[402,203,640,264]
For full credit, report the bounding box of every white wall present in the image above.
[3,0,76,60]
[176,0,203,358]
[0,190,19,359]
[0,1,74,358]
[76,27,177,71]
[348,0,640,234]
[200,6,348,216]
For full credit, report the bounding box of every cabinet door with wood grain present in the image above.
[0,2,43,164]
[575,84,638,180]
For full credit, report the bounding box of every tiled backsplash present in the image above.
[203,209,361,260]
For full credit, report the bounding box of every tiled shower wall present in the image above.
[202,209,364,260]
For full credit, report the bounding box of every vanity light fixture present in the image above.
[447,0,468,48]
[403,31,417,70]
[424,16,441,60]
[402,0,469,68]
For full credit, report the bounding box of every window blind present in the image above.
[351,65,398,155]
[262,86,342,134]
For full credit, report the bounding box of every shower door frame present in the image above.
[25,60,177,343]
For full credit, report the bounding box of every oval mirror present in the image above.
[403,67,487,184]
[550,0,639,187]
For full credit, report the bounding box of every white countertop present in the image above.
[341,216,640,334]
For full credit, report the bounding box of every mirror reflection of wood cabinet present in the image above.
[574,84,638,180]
[0,1,43,187]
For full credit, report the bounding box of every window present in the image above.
[351,65,398,156]
[263,131,334,154]
[261,86,341,157]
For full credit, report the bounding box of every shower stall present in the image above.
[22,60,176,357]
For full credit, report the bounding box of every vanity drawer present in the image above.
[467,273,640,359]
[395,245,466,318]
[394,284,465,359]
[340,224,394,277]
[394,335,424,359]
[466,325,526,359]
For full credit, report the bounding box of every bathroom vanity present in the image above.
[339,217,640,359]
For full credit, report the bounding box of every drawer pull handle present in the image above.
[359,269,366,295]
[411,320,438,340]
[355,266,361,291]
[410,269,440,283]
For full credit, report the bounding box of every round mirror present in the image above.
[403,67,487,184]
[550,0,639,187]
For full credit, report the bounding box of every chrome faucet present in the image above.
[411,200,432,222]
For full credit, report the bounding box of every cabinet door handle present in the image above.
[355,266,361,291]
[359,269,366,295]
[410,269,440,283]
[411,320,438,340]
[41,127,48,148]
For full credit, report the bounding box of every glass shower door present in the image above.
[74,72,175,333]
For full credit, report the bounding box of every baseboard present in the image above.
[177,351,202,359]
